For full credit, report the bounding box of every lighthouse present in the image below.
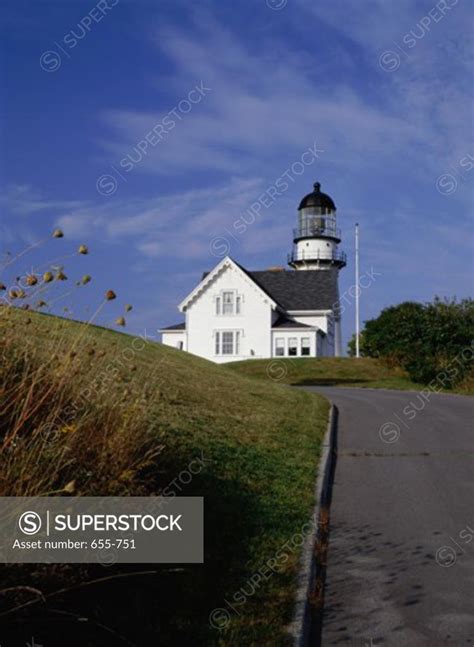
[288,181,346,355]
[161,180,346,361]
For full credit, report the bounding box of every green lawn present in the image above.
[226,357,474,395]
[227,356,420,388]
[228,356,472,394]
[0,307,328,646]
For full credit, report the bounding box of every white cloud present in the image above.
[3,5,471,328]
[95,13,441,182]
[1,184,83,216]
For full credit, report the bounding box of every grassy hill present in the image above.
[0,306,328,646]
[229,356,473,394]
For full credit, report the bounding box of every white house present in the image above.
[160,182,346,363]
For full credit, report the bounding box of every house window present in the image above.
[223,291,234,315]
[301,337,310,356]
[288,338,298,356]
[215,331,240,355]
[216,291,242,316]
[275,338,285,356]
[222,331,234,354]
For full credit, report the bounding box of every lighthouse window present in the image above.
[288,338,298,356]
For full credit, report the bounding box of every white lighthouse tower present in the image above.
[288,181,346,355]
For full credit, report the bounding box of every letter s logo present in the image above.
[19,511,42,535]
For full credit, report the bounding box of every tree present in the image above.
[347,332,366,357]
[362,301,426,366]
[359,298,474,387]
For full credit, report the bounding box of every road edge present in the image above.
[288,403,338,646]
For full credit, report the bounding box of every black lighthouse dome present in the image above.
[298,182,336,212]
[289,180,345,269]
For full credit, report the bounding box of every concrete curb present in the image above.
[288,404,338,646]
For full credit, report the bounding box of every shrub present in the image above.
[357,298,474,388]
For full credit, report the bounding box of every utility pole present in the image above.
[355,222,360,358]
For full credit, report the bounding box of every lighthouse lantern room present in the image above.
[288,182,346,270]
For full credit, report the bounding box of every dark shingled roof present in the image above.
[272,315,314,329]
[196,260,338,312]
[247,268,339,311]
[161,322,185,330]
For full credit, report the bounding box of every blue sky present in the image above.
[1,0,473,349]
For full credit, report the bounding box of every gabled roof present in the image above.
[195,261,339,312]
[179,256,277,312]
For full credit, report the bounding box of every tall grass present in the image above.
[0,230,330,645]
[0,306,330,646]
[0,231,161,497]
[0,306,163,497]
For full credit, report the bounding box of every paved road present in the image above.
[305,387,474,647]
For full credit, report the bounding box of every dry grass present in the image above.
[0,306,162,497]
[0,306,329,646]
[0,231,332,645]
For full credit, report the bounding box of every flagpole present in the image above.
[355,222,360,358]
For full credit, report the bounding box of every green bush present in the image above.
[353,298,474,388]
[347,331,366,358]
